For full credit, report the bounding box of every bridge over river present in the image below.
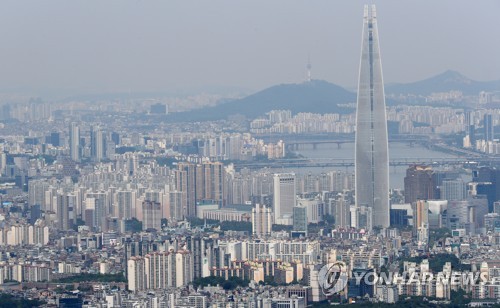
[234,157,500,170]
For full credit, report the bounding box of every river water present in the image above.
[273,142,459,189]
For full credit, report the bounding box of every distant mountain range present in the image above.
[385,70,500,96]
[168,70,500,121]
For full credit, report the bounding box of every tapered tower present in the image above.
[355,5,389,230]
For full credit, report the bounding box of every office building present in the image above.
[427,200,448,229]
[390,203,413,227]
[473,167,500,212]
[447,197,488,234]
[415,200,429,230]
[494,201,500,215]
[296,197,323,224]
[292,205,308,238]
[351,205,372,230]
[404,165,435,204]
[273,173,296,225]
[354,5,389,230]
[440,178,466,201]
[484,114,494,142]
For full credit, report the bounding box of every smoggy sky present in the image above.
[0,0,499,97]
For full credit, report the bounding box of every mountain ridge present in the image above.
[385,70,500,95]
[168,70,500,121]
[168,79,356,122]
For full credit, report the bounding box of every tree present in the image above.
[220,221,252,232]
[323,214,335,224]
[398,253,468,273]
[54,273,126,283]
[0,293,44,307]
[191,276,249,290]
[450,289,471,306]
[126,218,142,233]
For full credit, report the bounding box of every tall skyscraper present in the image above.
[404,165,435,204]
[69,122,81,162]
[464,111,476,147]
[175,162,197,217]
[90,125,105,162]
[56,194,70,231]
[292,205,308,237]
[355,5,389,230]
[273,173,296,225]
[484,114,494,142]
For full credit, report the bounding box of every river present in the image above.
[272,142,460,189]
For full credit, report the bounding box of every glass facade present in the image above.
[355,5,390,229]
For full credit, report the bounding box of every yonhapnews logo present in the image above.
[318,262,348,296]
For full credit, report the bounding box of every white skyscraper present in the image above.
[355,5,390,230]
[273,173,296,225]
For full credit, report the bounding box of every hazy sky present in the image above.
[1,0,499,96]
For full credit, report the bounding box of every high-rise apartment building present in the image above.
[168,190,186,221]
[56,194,70,231]
[115,190,136,220]
[331,193,351,229]
[90,125,105,162]
[142,201,161,231]
[175,162,225,218]
[355,5,389,230]
[252,204,272,238]
[127,250,193,291]
[175,162,197,217]
[69,122,81,162]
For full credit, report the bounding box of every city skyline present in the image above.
[0,1,499,306]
